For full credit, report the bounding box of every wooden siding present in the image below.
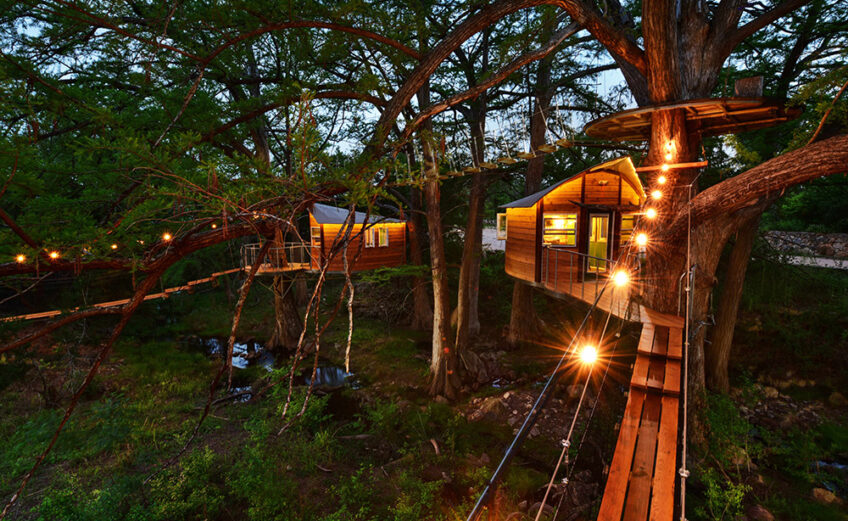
[583,171,623,206]
[321,223,406,272]
[541,177,582,211]
[504,207,537,281]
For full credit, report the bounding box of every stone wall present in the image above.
[763,231,848,259]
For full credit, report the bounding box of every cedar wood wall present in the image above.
[309,214,407,272]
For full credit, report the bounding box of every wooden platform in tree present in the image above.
[538,274,639,321]
[584,97,801,141]
[597,310,683,521]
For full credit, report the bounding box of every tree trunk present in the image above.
[707,214,760,393]
[267,274,303,352]
[455,106,487,350]
[409,186,434,330]
[418,87,461,400]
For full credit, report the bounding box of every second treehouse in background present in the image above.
[242,203,408,274]
[497,157,646,319]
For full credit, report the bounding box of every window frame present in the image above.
[496,213,508,240]
[542,212,578,247]
[364,226,376,248]
[378,225,389,247]
[310,226,321,246]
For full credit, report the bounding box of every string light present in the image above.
[635,233,648,247]
[645,208,658,219]
[211,223,217,229]
[49,251,59,259]
[657,175,667,185]
[15,254,25,263]
[613,270,630,287]
[664,152,673,161]
[651,190,663,200]
[661,163,670,172]
[162,233,172,241]
[111,243,118,250]
[580,345,598,365]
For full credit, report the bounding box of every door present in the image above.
[588,214,609,272]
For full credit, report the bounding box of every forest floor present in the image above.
[0,251,847,520]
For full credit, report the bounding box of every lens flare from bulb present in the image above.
[49,251,59,259]
[580,345,598,365]
[646,208,658,219]
[661,163,670,172]
[111,243,118,250]
[613,270,630,287]
[15,254,25,263]
[657,175,667,185]
[636,233,648,247]
[651,190,662,200]
[664,152,673,161]
[162,233,172,241]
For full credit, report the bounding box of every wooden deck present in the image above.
[597,309,684,521]
[255,261,312,274]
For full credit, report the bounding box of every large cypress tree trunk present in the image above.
[409,186,434,330]
[267,273,303,352]
[707,214,760,392]
[455,104,487,351]
[418,85,461,399]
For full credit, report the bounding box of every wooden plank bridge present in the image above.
[598,307,684,521]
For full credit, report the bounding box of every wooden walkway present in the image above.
[597,307,683,521]
[1,268,244,323]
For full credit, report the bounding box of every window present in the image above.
[543,213,577,246]
[496,213,507,240]
[620,214,635,243]
[365,225,389,248]
[310,226,321,246]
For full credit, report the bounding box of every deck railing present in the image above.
[541,245,620,302]
[241,242,312,272]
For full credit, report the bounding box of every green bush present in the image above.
[148,446,225,520]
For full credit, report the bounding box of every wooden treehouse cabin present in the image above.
[242,203,407,274]
[497,157,646,319]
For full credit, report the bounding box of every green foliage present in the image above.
[705,392,759,467]
[148,447,225,520]
[693,468,751,521]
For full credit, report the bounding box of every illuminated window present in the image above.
[365,227,376,248]
[496,213,507,240]
[543,213,577,246]
[620,214,635,243]
[311,226,321,246]
[378,226,389,247]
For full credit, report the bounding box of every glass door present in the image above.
[588,214,609,272]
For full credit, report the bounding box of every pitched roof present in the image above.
[500,156,644,208]
[310,203,403,225]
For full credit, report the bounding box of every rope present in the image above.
[679,181,695,521]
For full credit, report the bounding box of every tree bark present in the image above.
[707,214,760,393]
[418,86,461,399]
[267,273,303,352]
[409,185,434,330]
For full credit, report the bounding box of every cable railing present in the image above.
[241,242,312,272]
[541,245,621,302]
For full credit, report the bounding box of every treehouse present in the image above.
[242,203,407,274]
[497,157,646,318]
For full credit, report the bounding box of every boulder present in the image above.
[746,504,775,521]
[812,487,843,505]
[828,392,847,407]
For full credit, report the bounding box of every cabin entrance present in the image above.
[587,213,609,272]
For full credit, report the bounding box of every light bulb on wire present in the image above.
[162,233,172,241]
[651,190,663,200]
[635,233,648,247]
[657,175,667,185]
[580,345,598,365]
[111,243,118,250]
[613,270,630,287]
[645,208,658,219]
[15,254,25,263]
[49,251,59,259]
[661,163,670,172]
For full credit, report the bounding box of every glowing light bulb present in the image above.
[645,208,658,219]
[664,152,673,161]
[211,223,217,229]
[665,140,674,152]
[580,345,598,365]
[162,233,172,241]
[661,163,670,172]
[651,190,663,200]
[657,175,667,185]
[635,233,648,247]
[15,254,25,263]
[613,270,630,287]
[49,251,59,259]
[111,243,118,250]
